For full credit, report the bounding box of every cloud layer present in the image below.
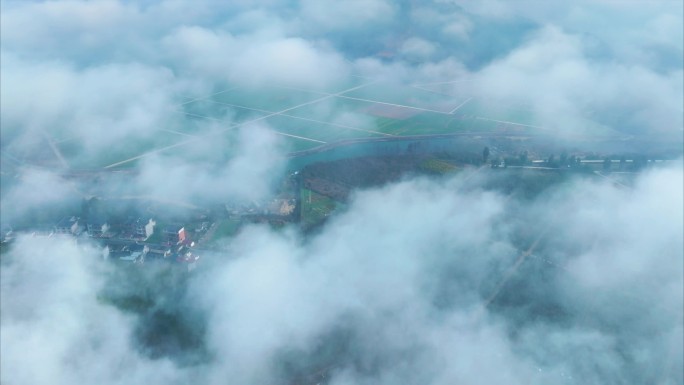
[2,165,682,384]
[1,1,682,384]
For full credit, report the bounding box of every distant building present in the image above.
[163,224,185,244]
[119,217,154,240]
[133,219,146,238]
[144,219,156,240]
[54,216,83,235]
[1,225,13,244]
[176,246,200,271]
[116,243,148,263]
[86,217,111,237]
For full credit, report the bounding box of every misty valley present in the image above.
[1,1,682,385]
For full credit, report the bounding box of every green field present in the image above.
[57,131,187,169]
[206,219,242,245]
[342,82,454,111]
[211,86,324,112]
[418,158,459,174]
[15,81,559,171]
[300,188,340,228]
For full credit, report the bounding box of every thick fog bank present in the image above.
[2,163,682,384]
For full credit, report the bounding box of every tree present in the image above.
[483,146,490,163]
[547,154,555,167]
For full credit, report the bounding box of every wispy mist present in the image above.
[1,1,682,384]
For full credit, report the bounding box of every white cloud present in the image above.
[400,37,437,59]
[0,2,682,383]
[165,26,350,90]
[134,122,285,204]
[1,54,182,158]
[299,0,395,32]
[2,163,682,384]
[0,236,188,385]
[475,26,683,134]
[0,169,80,225]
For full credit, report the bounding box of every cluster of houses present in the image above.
[102,238,200,271]
[93,217,202,270]
[3,215,204,271]
[47,215,156,240]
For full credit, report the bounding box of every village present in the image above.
[0,191,299,271]
[0,139,675,273]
